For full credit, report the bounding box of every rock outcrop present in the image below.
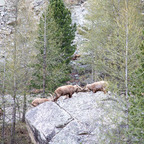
[25,91,124,144]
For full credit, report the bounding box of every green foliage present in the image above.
[50,0,76,63]
[81,0,143,94]
[80,0,143,143]
[129,32,144,143]
[31,5,70,92]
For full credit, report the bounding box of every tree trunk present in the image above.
[1,51,6,144]
[1,6,6,144]
[10,1,18,143]
[22,91,27,123]
[125,0,129,140]
[43,12,47,97]
[11,98,16,144]
[91,63,94,82]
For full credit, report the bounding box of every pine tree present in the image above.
[50,0,76,63]
[31,5,69,94]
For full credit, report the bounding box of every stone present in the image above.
[25,101,73,144]
[0,28,11,35]
[25,92,124,144]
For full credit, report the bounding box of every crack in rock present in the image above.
[55,117,74,129]
[55,101,83,125]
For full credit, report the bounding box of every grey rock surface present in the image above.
[25,92,124,144]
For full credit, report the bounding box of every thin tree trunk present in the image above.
[15,97,21,120]
[11,37,17,144]
[11,96,16,144]
[43,12,47,97]
[117,1,121,142]
[22,69,28,123]
[11,1,18,143]
[91,63,94,82]
[94,70,96,81]
[116,0,121,90]
[22,91,27,123]
[2,43,6,144]
[125,0,129,140]
[2,95,6,144]
[1,6,6,144]
[125,0,128,105]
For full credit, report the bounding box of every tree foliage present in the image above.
[81,0,143,94]
[129,31,144,143]
[50,0,76,63]
[80,0,143,143]
[31,4,69,93]
[0,0,36,142]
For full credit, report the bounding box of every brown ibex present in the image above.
[54,85,83,101]
[31,98,52,107]
[86,81,108,94]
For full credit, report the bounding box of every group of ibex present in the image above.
[31,81,108,107]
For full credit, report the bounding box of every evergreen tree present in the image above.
[50,0,76,63]
[31,5,69,94]
[81,0,143,94]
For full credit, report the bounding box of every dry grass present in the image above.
[0,122,32,144]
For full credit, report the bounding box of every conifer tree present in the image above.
[0,0,36,142]
[50,0,76,63]
[80,0,143,143]
[81,0,143,94]
[31,5,68,94]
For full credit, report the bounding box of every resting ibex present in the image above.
[54,85,83,101]
[31,98,52,107]
[86,81,108,94]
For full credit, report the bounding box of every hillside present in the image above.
[0,0,143,144]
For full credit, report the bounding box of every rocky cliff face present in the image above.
[25,91,124,144]
[0,0,87,57]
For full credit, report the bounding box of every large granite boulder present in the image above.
[25,91,124,144]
